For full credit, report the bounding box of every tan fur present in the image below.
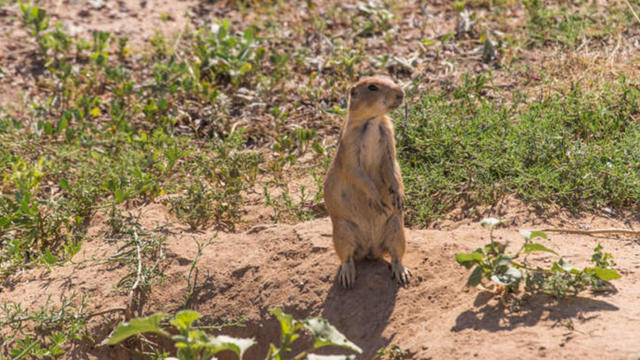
[323,75,411,288]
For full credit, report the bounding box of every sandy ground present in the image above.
[1,201,639,359]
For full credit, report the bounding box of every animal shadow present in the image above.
[452,291,619,332]
[319,259,401,359]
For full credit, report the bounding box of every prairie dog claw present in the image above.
[338,261,356,288]
[391,263,411,285]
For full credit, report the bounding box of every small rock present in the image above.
[88,0,105,10]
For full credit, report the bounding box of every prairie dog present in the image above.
[323,75,411,288]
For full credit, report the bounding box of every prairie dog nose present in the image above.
[392,90,404,107]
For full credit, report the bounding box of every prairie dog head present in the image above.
[347,76,405,121]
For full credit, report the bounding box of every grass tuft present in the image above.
[399,76,640,226]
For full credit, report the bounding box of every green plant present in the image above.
[0,156,75,273]
[523,0,600,47]
[17,0,50,57]
[193,19,265,87]
[266,308,361,360]
[331,44,362,80]
[105,215,166,322]
[263,177,325,223]
[166,182,218,230]
[455,218,621,299]
[400,77,640,226]
[164,130,262,230]
[351,1,393,37]
[108,215,166,295]
[375,344,411,360]
[182,237,213,308]
[103,308,362,360]
[104,310,254,360]
[1,293,90,358]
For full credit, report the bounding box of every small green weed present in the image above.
[350,1,393,38]
[0,156,81,275]
[165,135,262,230]
[263,173,325,223]
[103,308,362,360]
[17,1,50,56]
[166,182,222,230]
[1,293,90,358]
[107,215,166,319]
[375,344,411,360]
[523,0,607,47]
[182,237,213,308]
[192,19,265,87]
[456,218,620,299]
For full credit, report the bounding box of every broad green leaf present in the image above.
[59,178,71,192]
[43,248,58,265]
[269,308,298,337]
[480,218,503,228]
[312,140,325,154]
[466,266,483,286]
[523,243,557,255]
[205,335,256,358]
[102,313,169,345]
[114,188,127,204]
[495,254,512,267]
[303,318,362,353]
[519,230,548,241]
[490,267,522,286]
[484,243,498,254]
[455,251,484,269]
[421,38,435,46]
[552,259,573,273]
[170,310,201,331]
[307,355,356,360]
[591,268,621,281]
[265,344,279,360]
[440,31,455,44]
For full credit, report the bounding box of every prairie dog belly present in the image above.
[341,182,388,260]
[354,212,387,259]
[359,118,384,174]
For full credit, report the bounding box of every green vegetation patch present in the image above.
[0,4,279,277]
[399,75,640,226]
[103,308,362,359]
[456,218,619,300]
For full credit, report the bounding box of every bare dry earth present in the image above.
[1,201,639,360]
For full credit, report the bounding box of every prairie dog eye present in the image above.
[368,84,379,91]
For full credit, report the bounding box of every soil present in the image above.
[1,200,639,359]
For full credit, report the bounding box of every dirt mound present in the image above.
[2,205,639,359]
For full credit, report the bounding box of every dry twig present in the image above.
[540,228,640,236]
[125,223,143,320]
[624,0,640,26]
